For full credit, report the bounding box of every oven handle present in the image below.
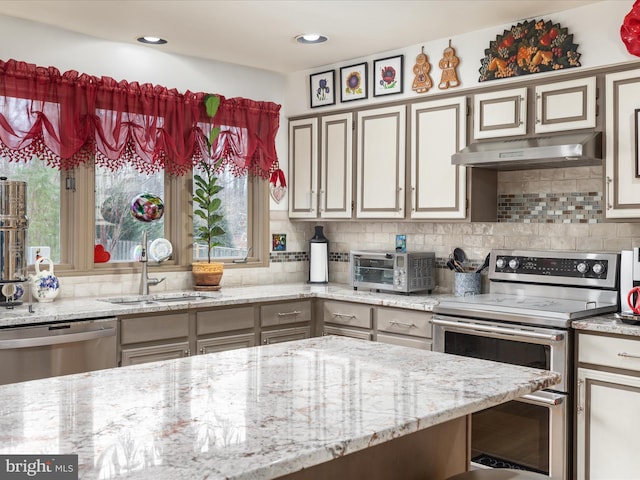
[520,391,565,406]
[431,317,564,341]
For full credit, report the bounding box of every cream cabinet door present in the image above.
[576,367,640,479]
[473,87,527,139]
[605,69,640,218]
[535,77,597,133]
[410,97,466,219]
[288,117,318,218]
[356,105,406,218]
[320,112,353,218]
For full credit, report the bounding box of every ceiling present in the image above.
[0,0,602,74]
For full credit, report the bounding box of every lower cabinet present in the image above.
[196,305,257,354]
[321,300,372,340]
[121,341,190,366]
[375,307,432,350]
[576,333,640,478]
[119,311,190,366]
[260,300,312,345]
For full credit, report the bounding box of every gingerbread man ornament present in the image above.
[412,46,432,94]
[438,40,460,89]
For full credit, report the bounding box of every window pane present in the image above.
[0,158,61,263]
[95,165,165,263]
[193,165,248,261]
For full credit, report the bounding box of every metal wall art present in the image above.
[479,19,581,82]
[309,70,335,108]
[340,62,368,102]
[373,55,404,97]
[438,40,460,89]
[411,47,432,94]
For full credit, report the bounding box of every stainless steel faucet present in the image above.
[140,230,165,295]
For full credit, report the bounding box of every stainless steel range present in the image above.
[432,249,620,480]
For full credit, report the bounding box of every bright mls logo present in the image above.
[0,455,78,479]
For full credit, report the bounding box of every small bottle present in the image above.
[308,226,329,284]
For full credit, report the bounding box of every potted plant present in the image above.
[191,94,226,290]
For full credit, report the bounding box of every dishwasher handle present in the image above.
[0,325,116,349]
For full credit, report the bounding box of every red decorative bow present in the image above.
[269,169,287,204]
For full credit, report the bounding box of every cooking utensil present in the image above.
[476,253,490,273]
[453,248,466,264]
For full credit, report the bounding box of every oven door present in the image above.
[471,390,567,479]
[432,315,570,479]
[432,315,569,392]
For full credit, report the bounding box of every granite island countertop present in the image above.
[0,335,560,480]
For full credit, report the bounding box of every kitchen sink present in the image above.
[99,292,220,305]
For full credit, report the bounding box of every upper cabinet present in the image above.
[410,97,467,219]
[534,77,597,133]
[605,68,640,219]
[288,113,353,219]
[320,112,353,219]
[473,77,597,140]
[356,105,406,219]
[473,87,527,139]
[288,117,318,218]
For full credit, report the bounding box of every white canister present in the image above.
[30,257,60,302]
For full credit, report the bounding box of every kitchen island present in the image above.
[0,336,559,480]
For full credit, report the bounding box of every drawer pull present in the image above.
[332,313,357,320]
[577,378,585,414]
[277,311,301,317]
[389,320,417,328]
[618,352,640,360]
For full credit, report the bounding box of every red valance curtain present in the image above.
[0,59,281,177]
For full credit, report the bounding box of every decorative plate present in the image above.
[149,238,173,262]
[130,193,165,222]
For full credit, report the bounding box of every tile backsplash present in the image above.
[59,165,640,298]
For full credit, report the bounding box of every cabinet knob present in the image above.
[184,349,191,357]
[199,347,205,354]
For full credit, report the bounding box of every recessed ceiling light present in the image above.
[295,33,328,44]
[137,36,168,45]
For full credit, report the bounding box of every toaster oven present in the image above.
[350,250,435,294]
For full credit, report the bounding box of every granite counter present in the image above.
[0,335,559,480]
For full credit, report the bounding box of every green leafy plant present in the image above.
[193,94,225,263]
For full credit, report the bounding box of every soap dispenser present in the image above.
[308,225,329,284]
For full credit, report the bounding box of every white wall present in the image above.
[284,0,635,117]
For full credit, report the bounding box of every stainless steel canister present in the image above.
[0,177,28,282]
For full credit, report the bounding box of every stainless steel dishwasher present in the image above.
[0,317,117,385]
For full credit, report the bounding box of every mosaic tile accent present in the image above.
[269,251,308,263]
[498,191,604,223]
[330,252,350,262]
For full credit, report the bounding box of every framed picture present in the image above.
[373,55,404,97]
[340,62,368,102]
[272,233,286,251]
[636,109,640,177]
[309,70,335,108]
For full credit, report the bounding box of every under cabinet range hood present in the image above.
[452,132,602,170]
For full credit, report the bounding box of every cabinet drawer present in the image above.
[197,333,256,354]
[260,300,312,327]
[376,308,432,339]
[120,312,189,345]
[323,325,372,341]
[121,341,189,366]
[377,333,432,351]
[579,334,640,372]
[323,300,372,328]
[197,306,255,335]
[261,326,311,345]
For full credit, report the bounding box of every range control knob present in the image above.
[577,262,589,274]
[508,258,520,270]
[592,263,605,275]
[496,258,506,269]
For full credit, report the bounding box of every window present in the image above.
[0,157,62,263]
[95,165,165,263]
[0,59,279,275]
